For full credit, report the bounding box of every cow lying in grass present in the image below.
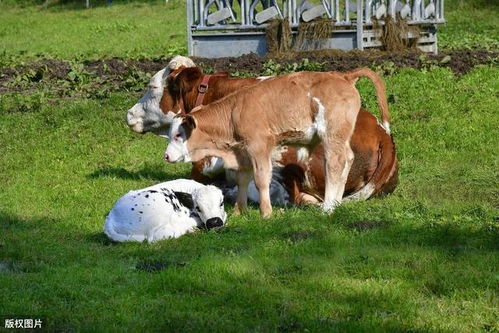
[164,69,389,217]
[104,179,226,242]
[126,55,195,136]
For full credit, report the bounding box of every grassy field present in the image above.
[0,0,497,62]
[1,66,498,331]
[1,0,499,331]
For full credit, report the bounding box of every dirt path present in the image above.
[0,50,497,96]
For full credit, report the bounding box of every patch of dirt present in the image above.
[0,50,496,96]
[196,49,498,75]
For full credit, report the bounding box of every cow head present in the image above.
[164,115,197,163]
[162,66,205,115]
[192,185,227,229]
[126,55,196,136]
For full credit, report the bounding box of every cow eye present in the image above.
[175,133,182,140]
[196,206,201,212]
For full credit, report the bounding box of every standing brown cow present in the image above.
[164,69,389,217]
[158,66,397,205]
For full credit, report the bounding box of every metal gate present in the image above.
[187,0,445,58]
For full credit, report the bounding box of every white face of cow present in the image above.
[126,68,176,136]
[164,117,192,163]
[193,185,227,229]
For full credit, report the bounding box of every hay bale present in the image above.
[294,18,333,51]
[265,18,292,54]
[373,14,420,52]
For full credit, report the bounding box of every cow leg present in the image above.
[250,155,273,218]
[321,102,358,213]
[322,141,355,212]
[233,169,252,216]
[297,193,321,205]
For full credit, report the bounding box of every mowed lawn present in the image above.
[1,66,498,331]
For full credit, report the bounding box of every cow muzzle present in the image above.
[205,217,224,229]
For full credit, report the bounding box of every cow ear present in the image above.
[182,114,197,130]
[173,192,195,210]
[172,67,203,93]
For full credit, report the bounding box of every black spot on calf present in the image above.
[174,192,195,210]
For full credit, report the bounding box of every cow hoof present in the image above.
[321,200,339,214]
[260,210,273,219]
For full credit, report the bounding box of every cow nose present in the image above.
[164,153,170,162]
[206,217,224,229]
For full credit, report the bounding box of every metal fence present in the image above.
[187,0,445,57]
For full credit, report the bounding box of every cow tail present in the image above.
[370,134,399,197]
[344,68,391,134]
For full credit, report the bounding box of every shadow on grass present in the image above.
[2,209,497,330]
[87,166,188,182]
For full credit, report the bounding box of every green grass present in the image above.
[0,0,497,63]
[439,0,499,50]
[0,0,186,61]
[1,66,498,331]
[0,0,498,330]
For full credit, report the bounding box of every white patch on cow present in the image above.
[167,55,196,74]
[103,179,226,243]
[202,157,225,177]
[343,182,376,202]
[312,97,327,137]
[377,118,391,135]
[192,185,227,224]
[297,147,310,163]
[321,200,340,213]
[257,76,273,81]
[271,146,288,167]
[127,68,168,133]
[302,97,327,142]
[383,121,391,135]
[126,55,196,134]
[165,117,191,162]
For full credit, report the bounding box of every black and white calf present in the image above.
[104,179,227,243]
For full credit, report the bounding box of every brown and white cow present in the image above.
[160,66,397,205]
[164,69,389,218]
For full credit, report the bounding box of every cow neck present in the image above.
[194,73,226,108]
